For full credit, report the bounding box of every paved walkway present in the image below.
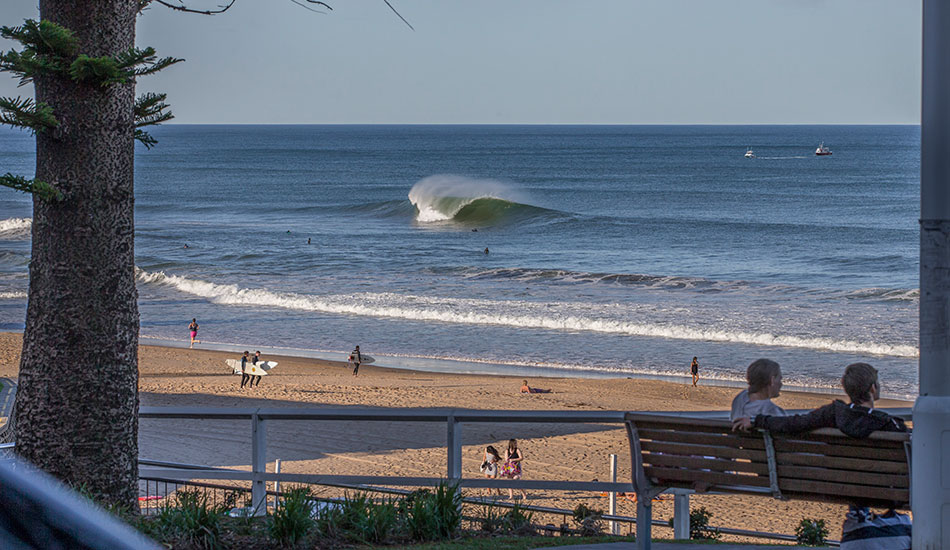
[0,377,16,426]
[546,544,817,550]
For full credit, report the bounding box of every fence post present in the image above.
[446,413,462,481]
[274,459,281,511]
[636,498,652,550]
[251,412,267,516]
[608,454,618,535]
[672,489,690,539]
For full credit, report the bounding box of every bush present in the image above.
[572,503,605,536]
[269,486,314,547]
[796,518,829,546]
[687,507,720,540]
[479,501,534,535]
[403,482,462,541]
[165,489,225,550]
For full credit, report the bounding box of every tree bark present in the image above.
[14,0,140,507]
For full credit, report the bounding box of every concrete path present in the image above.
[545,543,818,550]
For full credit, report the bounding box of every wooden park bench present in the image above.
[624,412,911,549]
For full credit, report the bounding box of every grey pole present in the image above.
[608,454,618,535]
[915,1,950,546]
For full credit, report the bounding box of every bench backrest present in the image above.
[624,413,911,508]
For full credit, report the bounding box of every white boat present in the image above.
[815,142,832,156]
[744,148,755,159]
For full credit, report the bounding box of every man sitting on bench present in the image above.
[732,363,910,549]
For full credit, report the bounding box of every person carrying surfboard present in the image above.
[239,351,251,389]
[251,351,263,387]
[351,345,362,377]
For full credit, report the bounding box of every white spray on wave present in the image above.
[0,217,31,237]
[408,175,527,222]
[136,269,919,358]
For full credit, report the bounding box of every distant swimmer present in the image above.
[484,247,490,254]
[183,244,189,249]
[307,238,311,244]
[472,228,478,232]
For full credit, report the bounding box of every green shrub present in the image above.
[796,518,829,546]
[313,499,344,540]
[403,482,462,541]
[168,489,225,550]
[269,486,314,547]
[501,502,534,535]
[572,503,605,536]
[687,506,720,540]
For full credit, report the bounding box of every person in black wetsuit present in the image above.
[733,363,910,546]
[251,350,263,387]
[239,351,251,389]
[351,345,362,377]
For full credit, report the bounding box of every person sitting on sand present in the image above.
[729,358,786,421]
[733,363,909,546]
[520,380,551,394]
[502,439,527,501]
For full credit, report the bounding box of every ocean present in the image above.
[0,125,920,398]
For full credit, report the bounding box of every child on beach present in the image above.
[479,445,502,496]
[502,439,527,501]
[732,363,910,547]
[690,357,699,386]
[729,358,786,421]
[188,318,200,349]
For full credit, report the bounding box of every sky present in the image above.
[0,0,923,124]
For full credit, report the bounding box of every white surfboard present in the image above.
[347,354,375,364]
[226,359,278,376]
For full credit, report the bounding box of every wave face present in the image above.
[408,175,547,224]
[0,218,31,238]
[137,269,917,358]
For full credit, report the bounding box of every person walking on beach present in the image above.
[250,350,263,388]
[350,345,362,377]
[479,445,502,496]
[239,351,251,389]
[189,318,200,349]
[733,363,910,547]
[730,358,786,421]
[502,439,527,501]
[690,357,699,386]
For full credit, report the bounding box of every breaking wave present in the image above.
[408,175,553,224]
[136,268,918,358]
[0,291,26,299]
[0,217,31,238]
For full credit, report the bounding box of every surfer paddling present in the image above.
[188,318,200,348]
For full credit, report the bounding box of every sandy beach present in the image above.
[0,332,911,541]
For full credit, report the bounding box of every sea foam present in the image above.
[137,269,918,358]
[0,217,31,237]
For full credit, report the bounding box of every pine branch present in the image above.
[0,96,58,133]
[152,0,237,15]
[0,173,62,202]
[115,47,183,78]
[134,129,159,149]
[70,54,124,86]
[134,92,174,128]
[0,20,77,58]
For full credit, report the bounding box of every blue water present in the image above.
[0,125,920,397]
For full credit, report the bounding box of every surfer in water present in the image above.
[484,247,489,254]
[251,351,263,387]
[690,357,699,387]
[189,318,200,349]
[239,351,251,389]
[351,345,362,377]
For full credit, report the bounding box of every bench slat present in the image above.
[642,453,769,475]
[776,452,908,474]
[780,478,909,504]
[644,466,770,489]
[637,429,765,450]
[776,464,909,488]
[640,440,766,462]
[772,439,907,461]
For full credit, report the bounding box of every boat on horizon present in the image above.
[744,148,755,158]
[815,142,832,156]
